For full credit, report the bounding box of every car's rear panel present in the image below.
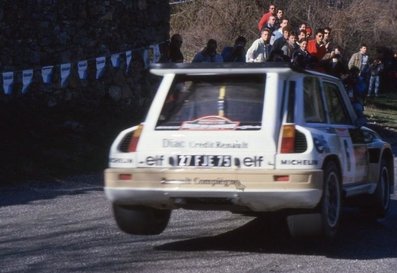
[105,65,324,212]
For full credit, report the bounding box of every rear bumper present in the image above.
[104,168,323,212]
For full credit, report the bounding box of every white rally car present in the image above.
[104,63,394,239]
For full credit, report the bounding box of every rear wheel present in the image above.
[321,161,342,238]
[287,161,342,239]
[113,205,171,235]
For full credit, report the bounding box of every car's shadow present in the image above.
[156,200,397,259]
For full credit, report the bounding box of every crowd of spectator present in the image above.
[164,3,397,119]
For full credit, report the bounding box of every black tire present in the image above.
[320,161,342,239]
[112,205,171,235]
[370,159,391,218]
[287,161,342,239]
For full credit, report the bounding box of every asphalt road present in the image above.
[1,171,397,273]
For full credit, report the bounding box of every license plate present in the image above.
[176,155,232,167]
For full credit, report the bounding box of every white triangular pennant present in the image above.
[22,69,34,94]
[125,51,132,72]
[78,60,88,80]
[96,56,106,79]
[151,44,161,63]
[60,63,71,87]
[41,66,54,84]
[111,53,121,68]
[143,49,150,68]
[2,71,14,95]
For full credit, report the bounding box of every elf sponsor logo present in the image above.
[139,155,165,166]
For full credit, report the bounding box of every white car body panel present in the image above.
[105,63,394,213]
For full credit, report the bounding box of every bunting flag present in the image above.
[22,69,33,94]
[96,56,106,79]
[151,44,161,63]
[78,60,88,80]
[60,63,71,87]
[41,66,54,84]
[125,50,132,72]
[143,48,150,69]
[2,72,14,95]
[111,53,121,68]
[0,42,164,95]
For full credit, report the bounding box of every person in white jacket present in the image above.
[246,28,272,63]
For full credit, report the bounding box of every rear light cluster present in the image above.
[118,174,132,180]
[280,124,307,153]
[128,125,144,152]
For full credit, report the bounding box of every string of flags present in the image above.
[1,42,162,95]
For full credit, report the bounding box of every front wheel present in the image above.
[370,159,391,218]
[112,205,171,235]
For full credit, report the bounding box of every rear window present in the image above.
[156,74,266,130]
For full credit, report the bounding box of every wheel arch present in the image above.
[321,155,342,180]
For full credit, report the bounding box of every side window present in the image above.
[303,77,326,123]
[323,82,352,125]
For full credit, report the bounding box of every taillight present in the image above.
[128,125,143,152]
[118,174,132,180]
[280,124,295,153]
[274,175,289,182]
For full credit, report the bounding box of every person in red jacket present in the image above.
[307,28,326,62]
[257,4,276,31]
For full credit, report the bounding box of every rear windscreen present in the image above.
[156,74,265,130]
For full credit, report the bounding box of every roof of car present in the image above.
[149,63,338,81]
[150,62,300,76]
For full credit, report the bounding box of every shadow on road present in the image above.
[157,200,397,260]
[0,174,103,207]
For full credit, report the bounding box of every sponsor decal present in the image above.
[180,116,239,130]
[313,135,330,153]
[110,158,133,164]
[163,139,185,148]
[242,156,264,167]
[280,159,318,166]
[335,128,350,137]
[343,139,352,171]
[160,177,246,191]
[162,139,248,149]
[139,155,165,166]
